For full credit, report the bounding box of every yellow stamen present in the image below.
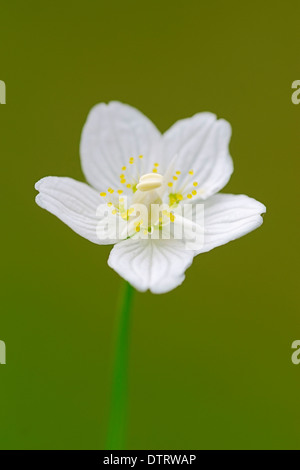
[193,182,198,187]
[168,182,173,187]
[192,190,197,196]
[100,192,106,197]
[134,219,143,228]
[117,190,123,195]
[122,166,126,171]
[187,194,192,199]
[189,170,194,175]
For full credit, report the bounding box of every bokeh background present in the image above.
[0,0,299,450]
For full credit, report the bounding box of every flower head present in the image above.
[35,101,266,293]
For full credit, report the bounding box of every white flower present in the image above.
[35,101,266,294]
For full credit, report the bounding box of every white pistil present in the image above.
[136,173,163,192]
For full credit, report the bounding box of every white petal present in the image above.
[163,113,233,199]
[80,101,162,191]
[35,176,115,245]
[195,193,266,254]
[108,238,194,294]
[171,212,204,251]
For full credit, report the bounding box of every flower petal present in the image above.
[80,101,162,191]
[194,193,266,254]
[35,176,116,245]
[163,113,233,199]
[108,238,194,294]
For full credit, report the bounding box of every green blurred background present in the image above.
[0,0,299,450]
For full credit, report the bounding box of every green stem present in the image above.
[106,281,135,450]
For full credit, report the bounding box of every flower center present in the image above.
[98,155,204,238]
